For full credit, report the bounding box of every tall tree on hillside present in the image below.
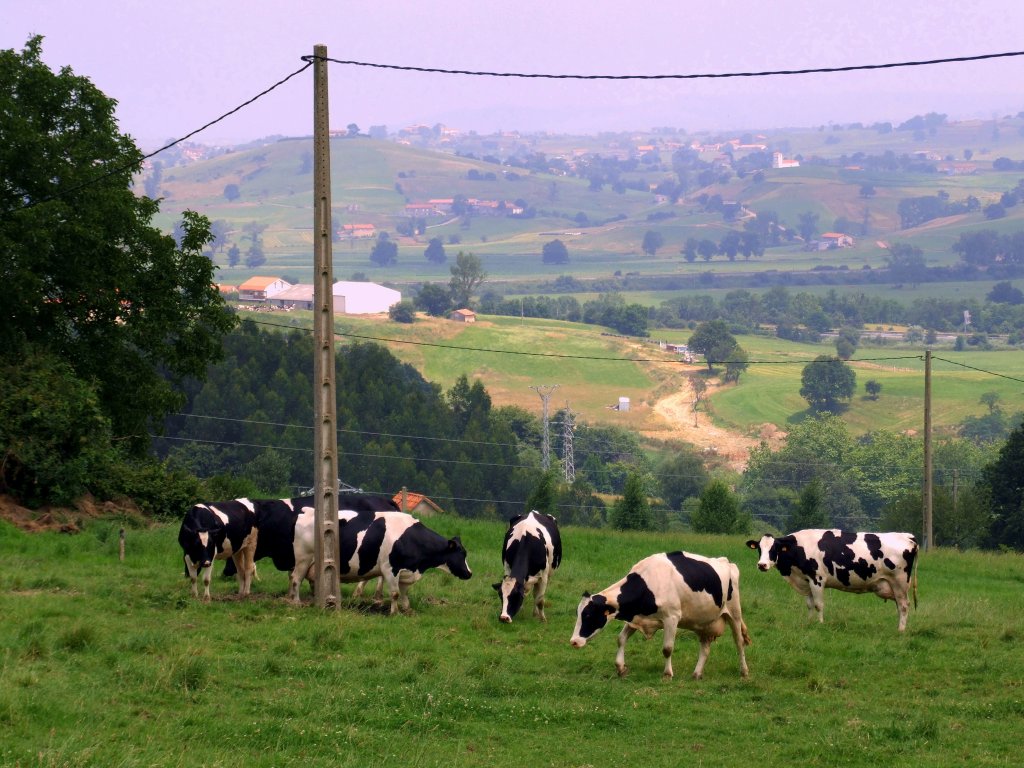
[800,356,856,412]
[449,251,486,308]
[981,417,1024,549]
[370,232,398,267]
[424,237,447,264]
[688,320,737,372]
[542,239,570,264]
[641,230,665,256]
[1,38,235,451]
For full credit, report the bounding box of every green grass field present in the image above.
[2,516,1021,767]
[248,312,1024,442]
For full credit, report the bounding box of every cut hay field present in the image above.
[2,517,1021,767]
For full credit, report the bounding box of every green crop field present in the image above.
[2,516,1021,767]
[248,312,1024,440]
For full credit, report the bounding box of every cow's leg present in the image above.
[533,575,548,621]
[201,564,213,601]
[185,559,200,599]
[887,581,910,632]
[384,572,403,615]
[726,614,751,679]
[372,576,384,601]
[616,624,637,677]
[693,633,713,680]
[351,579,367,599]
[808,584,825,623]
[660,616,678,680]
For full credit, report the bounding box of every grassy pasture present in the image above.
[1,517,1022,767]
[251,312,1024,439]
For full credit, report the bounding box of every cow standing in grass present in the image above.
[493,511,561,623]
[570,551,751,680]
[178,499,259,600]
[746,529,919,632]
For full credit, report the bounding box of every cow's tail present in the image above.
[740,619,752,647]
[911,558,919,610]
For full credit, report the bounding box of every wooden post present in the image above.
[118,528,125,562]
[923,350,933,551]
[312,43,340,609]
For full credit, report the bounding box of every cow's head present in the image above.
[179,524,225,572]
[443,537,472,580]
[570,592,613,648]
[492,578,527,623]
[747,534,789,571]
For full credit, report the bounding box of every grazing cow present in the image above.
[292,510,472,613]
[570,551,751,680]
[219,493,397,599]
[178,499,259,600]
[492,511,562,623]
[746,529,919,632]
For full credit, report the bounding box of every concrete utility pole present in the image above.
[312,44,340,608]
[923,350,933,552]
[531,385,559,471]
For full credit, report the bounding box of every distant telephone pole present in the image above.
[923,350,933,552]
[312,43,340,608]
[531,384,559,471]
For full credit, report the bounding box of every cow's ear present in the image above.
[582,591,591,598]
[491,582,501,592]
[448,537,461,550]
[745,540,758,550]
[603,608,613,617]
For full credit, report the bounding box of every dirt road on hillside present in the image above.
[642,371,786,472]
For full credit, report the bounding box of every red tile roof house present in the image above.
[449,308,477,323]
[237,276,292,303]
[392,490,445,517]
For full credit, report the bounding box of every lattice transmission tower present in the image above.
[530,384,559,471]
[562,401,575,483]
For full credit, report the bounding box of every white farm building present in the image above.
[332,281,401,314]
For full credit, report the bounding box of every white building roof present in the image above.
[332,281,401,314]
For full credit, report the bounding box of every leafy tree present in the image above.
[656,448,709,510]
[697,238,717,262]
[722,345,749,383]
[980,391,1002,414]
[692,479,750,534]
[641,230,665,256]
[688,320,737,372]
[524,470,560,517]
[835,338,855,360]
[227,244,241,267]
[449,251,486,308]
[611,473,652,531]
[1,38,235,459]
[415,283,452,316]
[797,211,819,241]
[885,243,928,286]
[987,281,1024,304]
[541,239,570,264]
[787,478,829,531]
[800,356,856,412]
[865,380,882,400]
[681,237,698,262]
[388,300,416,323]
[370,232,398,267]
[424,237,447,264]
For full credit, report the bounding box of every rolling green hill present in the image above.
[146,116,1024,292]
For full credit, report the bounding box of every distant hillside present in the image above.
[144,116,1024,292]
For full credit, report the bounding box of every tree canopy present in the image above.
[449,251,486,308]
[1,38,235,451]
[688,320,738,372]
[800,356,856,412]
[541,239,570,264]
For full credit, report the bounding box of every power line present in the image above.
[304,50,1024,81]
[247,318,923,366]
[6,62,313,216]
[931,356,1024,385]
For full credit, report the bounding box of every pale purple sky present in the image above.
[6,1,1024,149]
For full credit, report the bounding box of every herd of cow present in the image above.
[178,493,920,680]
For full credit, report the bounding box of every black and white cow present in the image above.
[746,529,919,632]
[291,510,472,613]
[570,551,751,680]
[178,499,259,600]
[216,493,397,598]
[492,511,562,623]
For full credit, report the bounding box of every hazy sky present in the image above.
[6,1,1024,149]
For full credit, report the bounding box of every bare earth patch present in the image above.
[0,494,146,533]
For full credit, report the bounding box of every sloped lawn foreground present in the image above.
[1,517,1021,767]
